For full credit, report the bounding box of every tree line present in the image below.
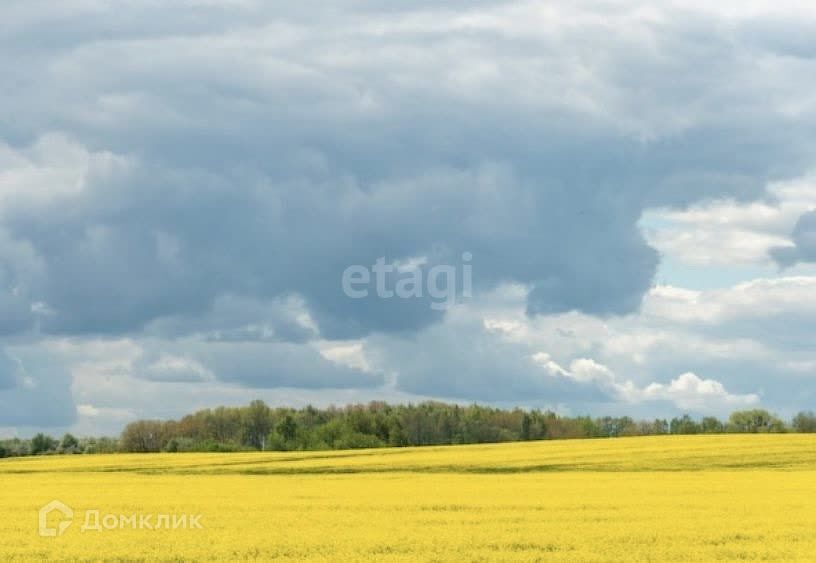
[0,434,118,458]
[3,402,816,457]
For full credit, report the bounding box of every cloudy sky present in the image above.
[2,0,816,437]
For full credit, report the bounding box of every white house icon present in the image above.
[38,500,73,537]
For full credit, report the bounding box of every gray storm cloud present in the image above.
[771,210,816,267]
[2,2,812,339]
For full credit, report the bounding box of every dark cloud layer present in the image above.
[771,210,816,267]
[0,349,76,427]
[1,2,814,341]
[0,352,16,390]
[133,340,385,389]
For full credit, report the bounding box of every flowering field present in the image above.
[2,434,816,561]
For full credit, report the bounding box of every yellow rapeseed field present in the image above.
[2,434,816,561]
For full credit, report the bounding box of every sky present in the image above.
[2,0,816,437]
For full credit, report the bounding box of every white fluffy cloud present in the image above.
[642,176,816,267]
[0,134,131,212]
[643,278,816,325]
[640,372,759,411]
[531,354,758,412]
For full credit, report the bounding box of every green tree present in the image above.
[243,400,272,450]
[30,433,57,455]
[520,413,532,440]
[60,433,80,452]
[700,417,724,433]
[651,419,669,434]
[276,414,298,443]
[792,411,816,433]
[120,420,165,452]
[670,415,700,434]
[728,409,785,433]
